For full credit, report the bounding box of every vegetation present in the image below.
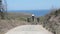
[0,9,60,34]
[39,16,45,22]
[42,9,60,34]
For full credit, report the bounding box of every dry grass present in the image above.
[0,19,32,34]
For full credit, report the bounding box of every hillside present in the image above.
[0,9,60,34]
[42,9,60,34]
[0,12,41,34]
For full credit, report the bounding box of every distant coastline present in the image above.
[7,10,50,16]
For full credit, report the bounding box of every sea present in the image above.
[8,10,51,17]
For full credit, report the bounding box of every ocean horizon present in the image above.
[8,10,50,16]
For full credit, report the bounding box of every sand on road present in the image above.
[5,25,53,34]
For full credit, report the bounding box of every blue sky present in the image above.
[5,0,60,10]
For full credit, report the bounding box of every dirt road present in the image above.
[5,25,53,34]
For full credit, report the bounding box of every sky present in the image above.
[4,0,60,10]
